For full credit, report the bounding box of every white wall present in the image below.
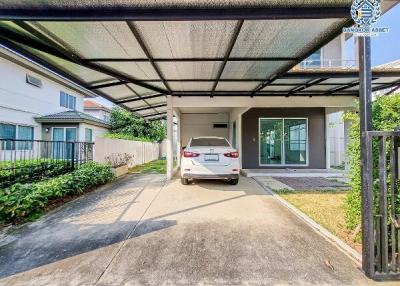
[180,112,230,147]
[94,137,160,168]
[78,123,109,142]
[84,109,110,122]
[0,56,87,139]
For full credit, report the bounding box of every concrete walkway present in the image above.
[0,174,385,285]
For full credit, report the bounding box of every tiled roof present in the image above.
[84,100,102,108]
[35,110,110,127]
[84,100,111,111]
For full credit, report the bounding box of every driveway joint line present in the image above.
[92,176,167,286]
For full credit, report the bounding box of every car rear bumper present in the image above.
[181,173,239,180]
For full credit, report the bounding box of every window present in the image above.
[0,123,16,150]
[60,91,76,110]
[259,118,308,166]
[85,128,93,143]
[301,49,322,68]
[190,138,229,147]
[17,126,34,150]
[0,123,34,150]
[26,74,42,88]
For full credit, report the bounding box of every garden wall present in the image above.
[94,137,161,168]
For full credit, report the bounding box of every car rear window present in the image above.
[190,138,230,147]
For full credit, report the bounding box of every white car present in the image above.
[180,136,240,185]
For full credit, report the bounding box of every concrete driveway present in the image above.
[0,174,380,285]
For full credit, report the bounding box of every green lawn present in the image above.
[274,189,361,252]
[129,159,176,174]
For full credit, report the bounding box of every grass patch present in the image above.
[129,159,173,174]
[274,189,361,252]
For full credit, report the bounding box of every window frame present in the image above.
[258,118,309,167]
[0,122,34,150]
[85,128,93,143]
[60,91,76,110]
[52,127,77,142]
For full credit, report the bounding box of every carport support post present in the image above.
[359,36,374,277]
[166,95,174,180]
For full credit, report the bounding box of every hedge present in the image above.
[344,93,400,236]
[0,162,114,224]
[103,133,153,142]
[0,159,72,188]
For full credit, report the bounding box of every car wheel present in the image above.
[181,178,189,185]
[228,178,239,185]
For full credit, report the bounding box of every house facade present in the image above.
[83,100,111,123]
[0,47,110,145]
[176,35,351,170]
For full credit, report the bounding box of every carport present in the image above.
[1,0,400,280]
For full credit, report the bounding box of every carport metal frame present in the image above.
[0,3,395,280]
[0,11,398,117]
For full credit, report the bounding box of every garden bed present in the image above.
[274,189,361,253]
[0,162,114,225]
[129,159,176,174]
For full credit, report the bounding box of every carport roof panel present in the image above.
[4,0,391,119]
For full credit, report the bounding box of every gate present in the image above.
[363,130,400,279]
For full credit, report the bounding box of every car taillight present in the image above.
[224,151,239,158]
[183,151,200,158]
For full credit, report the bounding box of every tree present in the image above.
[108,107,166,142]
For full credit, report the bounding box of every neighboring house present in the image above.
[374,60,400,96]
[83,100,112,123]
[0,47,110,146]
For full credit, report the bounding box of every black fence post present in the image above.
[359,36,375,277]
[71,142,75,171]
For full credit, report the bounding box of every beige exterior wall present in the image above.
[93,137,160,168]
[180,112,230,147]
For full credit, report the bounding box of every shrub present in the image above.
[105,153,134,168]
[344,93,400,232]
[0,159,72,188]
[0,162,114,223]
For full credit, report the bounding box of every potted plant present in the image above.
[104,153,133,177]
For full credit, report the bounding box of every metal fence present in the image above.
[363,130,400,280]
[0,139,94,188]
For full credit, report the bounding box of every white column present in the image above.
[175,108,181,168]
[325,108,331,169]
[166,95,174,180]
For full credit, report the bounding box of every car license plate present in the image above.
[204,154,219,161]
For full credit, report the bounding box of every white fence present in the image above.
[93,137,162,168]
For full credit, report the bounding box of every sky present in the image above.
[345,3,400,66]
[93,3,400,107]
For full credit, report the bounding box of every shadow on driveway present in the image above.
[0,174,173,279]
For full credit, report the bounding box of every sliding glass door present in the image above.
[52,127,77,159]
[259,118,308,166]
